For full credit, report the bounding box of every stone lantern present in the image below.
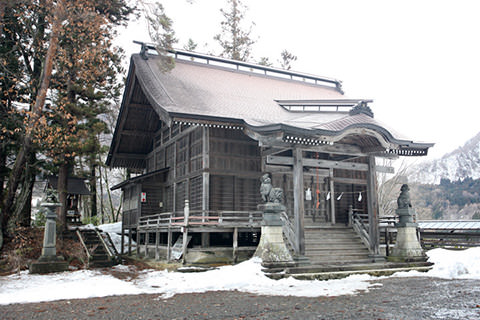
[30,190,69,274]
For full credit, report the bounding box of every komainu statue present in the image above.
[260,173,284,203]
[397,184,412,209]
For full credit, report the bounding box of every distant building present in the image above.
[107,45,433,264]
[46,176,90,223]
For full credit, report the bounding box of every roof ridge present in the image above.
[132,41,344,93]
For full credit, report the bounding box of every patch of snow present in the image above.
[392,247,480,279]
[0,258,380,305]
[98,222,122,234]
[97,222,136,253]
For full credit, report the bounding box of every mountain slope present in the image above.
[409,132,480,184]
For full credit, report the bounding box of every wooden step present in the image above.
[303,225,371,265]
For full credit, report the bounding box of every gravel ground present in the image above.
[1,277,480,320]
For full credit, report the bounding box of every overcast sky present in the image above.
[118,0,480,160]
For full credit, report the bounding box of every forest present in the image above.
[412,177,480,220]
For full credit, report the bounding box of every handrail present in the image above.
[76,229,91,261]
[351,211,371,251]
[280,211,298,254]
[94,228,114,259]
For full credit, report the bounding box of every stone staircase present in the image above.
[77,229,119,268]
[304,225,372,265]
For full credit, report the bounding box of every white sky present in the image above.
[1,246,480,305]
[117,0,480,160]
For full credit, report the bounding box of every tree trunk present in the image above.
[57,161,69,232]
[12,156,36,227]
[0,0,65,249]
[90,163,97,217]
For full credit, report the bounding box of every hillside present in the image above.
[399,131,480,220]
[409,132,480,184]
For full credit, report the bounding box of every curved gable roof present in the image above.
[107,48,433,168]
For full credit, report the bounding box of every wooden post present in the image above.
[128,229,132,256]
[329,169,336,225]
[155,231,160,260]
[293,147,305,255]
[120,225,125,255]
[367,155,380,255]
[182,200,190,264]
[167,227,172,261]
[144,231,148,258]
[201,127,210,247]
[233,227,238,263]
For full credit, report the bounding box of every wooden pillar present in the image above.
[329,168,336,225]
[367,155,380,255]
[201,127,210,247]
[167,227,172,261]
[144,231,148,258]
[182,200,190,264]
[155,231,160,260]
[120,225,125,255]
[233,227,238,263]
[128,229,132,255]
[293,147,305,255]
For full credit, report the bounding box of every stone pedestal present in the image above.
[30,203,69,274]
[254,203,294,265]
[389,208,426,262]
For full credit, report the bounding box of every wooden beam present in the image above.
[333,177,367,185]
[293,148,305,255]
[121,129,154,138]
[116,152,146,160]
[267,155,369,171]
[367,155,380,255]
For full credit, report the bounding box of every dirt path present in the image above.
[1,277,480,319]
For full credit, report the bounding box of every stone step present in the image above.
[306,247,368,253]
[89,260,115,268]
[305,244,368,251]
[308,255,372,263]
[305,232,360,238]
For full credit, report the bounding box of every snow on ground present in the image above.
[392,247,480,280]
[2,230,480,305]
[97,222,136,253]
[0,258,379,305]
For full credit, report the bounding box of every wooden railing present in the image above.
[138,210,263,230]
[350,208,371,251]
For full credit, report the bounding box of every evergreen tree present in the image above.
[214,0,255,62]
[279,50,297,70]
[0,0,134,244]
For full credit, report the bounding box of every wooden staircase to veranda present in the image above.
[304,225,372,265]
